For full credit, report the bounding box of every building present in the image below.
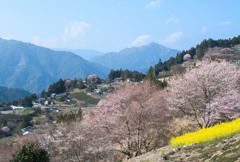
[21,126,34,136]
[11,106,24,110]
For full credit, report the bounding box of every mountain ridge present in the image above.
[89,42,179,73]
[53,48,104,60]
[0,38,109,93]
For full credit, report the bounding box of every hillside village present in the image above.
[0,72,141,138]
[0,35,240,161]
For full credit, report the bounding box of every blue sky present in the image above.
[0,0,239,52]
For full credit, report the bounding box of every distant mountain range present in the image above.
[53,48,103,60]
[0,38,109,93]
[0,39,179,93]
[0,86,31,103]
[89,43,179,73]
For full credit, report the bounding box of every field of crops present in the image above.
[70,92,100,105]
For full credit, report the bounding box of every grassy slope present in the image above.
[127,133,240,162]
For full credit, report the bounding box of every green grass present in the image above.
[69,109,78,112]
[70,92,100,105]
[21,108,34,115]
[64,100,77,105]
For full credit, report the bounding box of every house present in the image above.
[51,93,56,98]
[61,93,67,97]
[126,78,131,83]
[35,98,46,104]
[39,98,46,102]
[102,78,110,83]
[33,103,41,107]
[56,94,61,98]
[44,100,54,106]
[21,126,34,136]
[95,88,102,94]
[113,77,122,82]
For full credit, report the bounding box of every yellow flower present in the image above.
[171,118,240,147]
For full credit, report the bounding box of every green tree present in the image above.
[20,96,33,107]
[40,90,48,98]
[30,93,37,101]
[47,79,66,94]
[20,116,32,128]
[10,143,49,162]
[146,66,156,80]
[197,47,204,60]
[78,80,86,89]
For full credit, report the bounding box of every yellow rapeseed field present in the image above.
[171,118,240,147]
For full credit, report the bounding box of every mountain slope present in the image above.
[53,48,103,60]
[89,43,179,73]
[0,86,31,103]
[0,38,109,93]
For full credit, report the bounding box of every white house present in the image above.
[11,106,24,110]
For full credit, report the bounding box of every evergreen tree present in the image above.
[197,47,204,60]
[47,79,66,94]
[40,90,48,98]
[146,66,156,80]
[20,96,33,107]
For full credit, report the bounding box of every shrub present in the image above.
[10,143,49,162]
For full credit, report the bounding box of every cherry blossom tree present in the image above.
[40,121,89,161]
[86,82,170,159]
[211,93,240,123]
[168,61,240,128]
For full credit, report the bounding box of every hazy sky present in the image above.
[0,0,239,52]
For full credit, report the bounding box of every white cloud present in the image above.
[64,21,89,37]
[202,26,207,34]
[145,0,160,8]
[31,21,90,48]
[161,32,184,44]
[130,35,151,47]
[218,21,232,26]
[166,15,180,24]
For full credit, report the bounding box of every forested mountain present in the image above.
[0,86,31,103]
[89,42,179,73]
[146,35,240,78]
[0,38,109,93]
